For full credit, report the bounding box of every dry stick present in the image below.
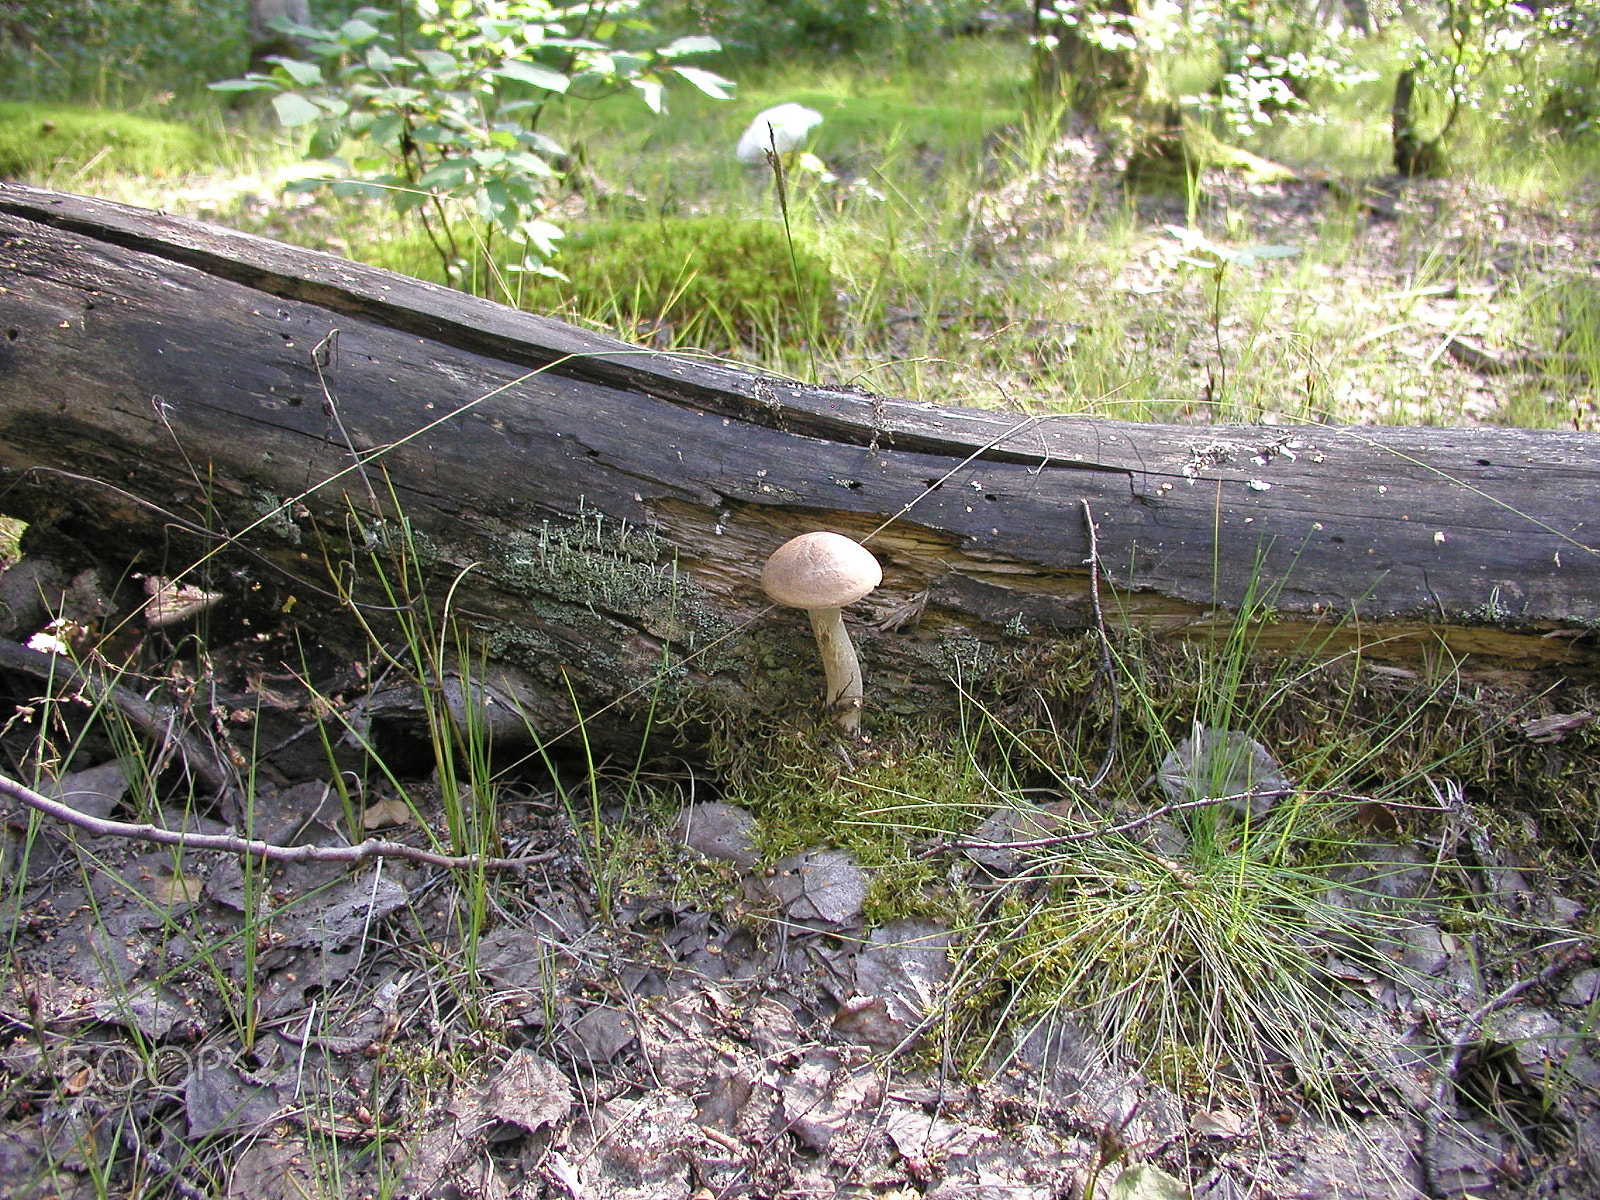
[919,788,1315,860]
[1419,940,1589,1199]
[0,771,558,873]
[0,638,236,799]
[1080,497,1119,792]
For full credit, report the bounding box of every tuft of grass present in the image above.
[972,817,1384,1104]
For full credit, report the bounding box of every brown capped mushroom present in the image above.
[761,531,883,736]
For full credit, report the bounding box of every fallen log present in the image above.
[0,183,1596,747]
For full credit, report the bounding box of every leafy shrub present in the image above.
[1536,2,1600,139]
[215,2,732,286]
[0,102,210,178]
[524,215,838,348]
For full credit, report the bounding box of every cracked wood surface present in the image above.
[0,183,1596,738]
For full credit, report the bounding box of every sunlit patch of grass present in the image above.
[0,101,215,181]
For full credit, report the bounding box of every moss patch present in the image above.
[527,215,840,349]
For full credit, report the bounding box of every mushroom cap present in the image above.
[735,103,825,163]
[761,532,882,609]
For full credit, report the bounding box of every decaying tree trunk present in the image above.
[0,184,1597,746]
[1392,65,1444,178]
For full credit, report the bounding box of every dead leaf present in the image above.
[779,1049,881,1152]
[675,801,759,869]
[832,995,902,1048]
[882,1105,991,1159]
[963,801,1062,874]
[226,1139,320,1200]
[185,1061,282,1138]
[483,1050,571,1132]
[362,794,412,830]
[0,1120,99,1200]
[559,1006,637,1067]
[1190,1107,1244,1138]
[546,1150,582,1198]
[1520,711,1595,743]
[39,760,128,820]
[851,919,951,1029]
[1108,1163,1191,1200]
[1158,725,1291,818]
[147,870,204,907]
[763,847,867,926]
[26,618,87,656]
[90,984,190,1039]
[142,574,223,627]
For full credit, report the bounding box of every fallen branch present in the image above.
[1445,335,1589,379]
[0,771,558,873]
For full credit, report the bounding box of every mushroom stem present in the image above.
[760,530,881,737]
[807,606,865,735]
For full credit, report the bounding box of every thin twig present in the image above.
[11,467,409,612]
[0,638,237,799]
[0,770,559,873]
[1419,940,1589,1198]
[920,788,1321,860]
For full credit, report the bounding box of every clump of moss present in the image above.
[528,215,840,349]
[0,103,211,180]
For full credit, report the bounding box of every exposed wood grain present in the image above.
[0,183,1596,742]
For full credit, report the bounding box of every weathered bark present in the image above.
[247,0,312,73]
[1392,66,1443,178]
[0,184,1597,746]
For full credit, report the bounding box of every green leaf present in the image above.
[659,35,720,58]
[269,56,324,87]
[340,17,381,42]
[369,113,406,146]
[632,77,664,113]
[670,65,734,100]
[308,120,346,158]
[272,92,324,128]
[208,78,276,93]
[330,178,390,199]
[366,86,425,107]
[607,51,648,79]
[519,218,564,258]
[1240,244,1300,260]
[513,129,565,157]
[416,49,461,80]
[419,159,471,191]
[506,151,555,176]
[493,60,570,92]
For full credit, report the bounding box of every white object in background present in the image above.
[735,103,824,164]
